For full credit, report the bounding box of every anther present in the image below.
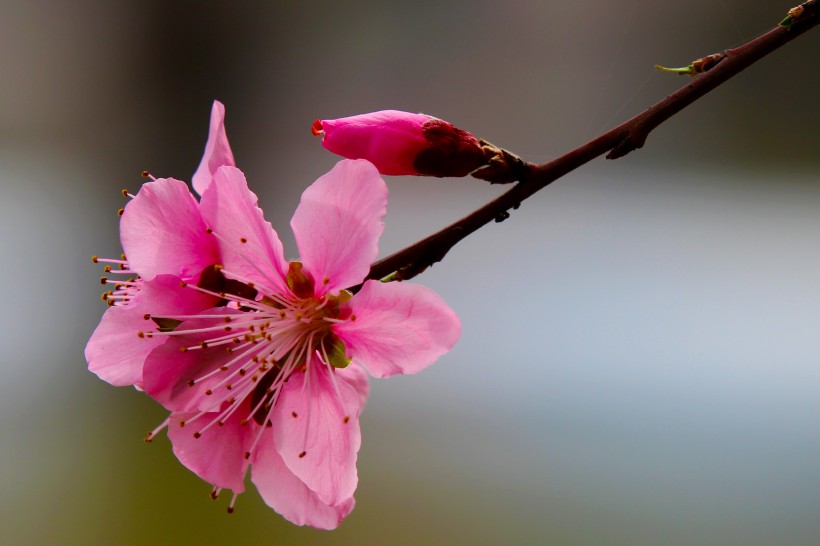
[179,281,187,288]
[143,313,151,320]
[298,451,307,458]
[187,380,195,387]
[100,276,108,285]
[323,276,330,285]
[205,389,213,396]
[291,411,298,418]
[210,490,219,500]
[193,432,201,439]
[137,331,145,338]
[244,451,251,460]
[343,416,350,424]
[205,227,213,234]
[239,237,247,243]
[121,189,129,197]
[91,255,99,263]
[179,420,186,427]
[141,170,150,178]
[117,208,125,216]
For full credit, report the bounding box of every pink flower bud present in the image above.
[312,110,488,177]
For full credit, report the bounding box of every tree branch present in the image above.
[364,3,818,285]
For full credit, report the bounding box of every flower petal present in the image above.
[271,361,363,506]
[143,307,243,412]
[120,178,219,281]
[252,433,355,529]
[85,275,216,387]
[335,362,370,411]
[334,280,460,378]
[291,159,386,296]
[167,406,253,494]
[192,100,236,196]
[199,166,289,294]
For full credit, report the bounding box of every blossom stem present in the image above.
[363,5,818,285]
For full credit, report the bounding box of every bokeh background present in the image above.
[1,1,817,545]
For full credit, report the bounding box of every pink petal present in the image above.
[336,363,370,411]
[120,178,219,281]
[168,406,253,494]
[85,276,216,387]
[290,160,387,296]
[192,100,236,196]
[143,307,243,412]
[252,433,355,529]
[86,304,159,388]
[334,280,461,378]
[271,361,363,506]
[199,166,289,294]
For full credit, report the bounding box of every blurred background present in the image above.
[1,1,817,544]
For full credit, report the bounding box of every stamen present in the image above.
[318,346,348,415]
[144,417,170,443]
[227,492,239,513]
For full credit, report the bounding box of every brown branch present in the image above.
[363,3,818,285]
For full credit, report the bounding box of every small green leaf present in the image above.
[152,317,183,332]
[323,333,351,368]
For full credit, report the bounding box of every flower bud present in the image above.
[312,110,489,178]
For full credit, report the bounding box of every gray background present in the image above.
[1,1,817,545]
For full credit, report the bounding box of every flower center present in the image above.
[144,261,352,458]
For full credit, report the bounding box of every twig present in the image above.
[363,3,818,284]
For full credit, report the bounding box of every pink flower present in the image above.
[86,102,461,529]
[312,110,488,177]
